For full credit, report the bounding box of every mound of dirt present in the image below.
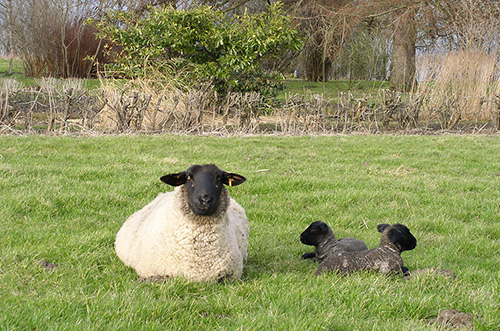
[429,309,474,329]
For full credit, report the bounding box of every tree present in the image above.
[0,0,15,74]
[423,0,500,53]
[91,2,302,97]
[0,0,140,78]
[289,0,405,83]
[390,5,418,91]
[289,0,358,82]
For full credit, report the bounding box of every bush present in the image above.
[90,3,302,98]
[16,2,109,79]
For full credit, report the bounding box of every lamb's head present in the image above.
[377,223,417,253]
[300,221,335,247]
[160,164,246,216]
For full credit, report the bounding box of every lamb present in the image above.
[300,221,368,262]
[316,223,417,276]
[115,164,248,282]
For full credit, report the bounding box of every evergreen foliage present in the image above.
[91,3,302,97]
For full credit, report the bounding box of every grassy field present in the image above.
[1,135,499,330]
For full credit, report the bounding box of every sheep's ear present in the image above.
[223,172,246,186]
[377,223,391,233]
[160,171,187,186]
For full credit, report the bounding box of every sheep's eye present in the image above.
[187,175,192,181]
[216,176,221,182]
[310,227,317,232]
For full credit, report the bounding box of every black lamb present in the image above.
[316,223,417,276]
[300,221,368,262]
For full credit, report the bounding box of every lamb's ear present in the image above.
[160,171,187,186]
[387,228,403,245]
[318,222,329,233]
[377,223,391,233]
[223,172,246,186]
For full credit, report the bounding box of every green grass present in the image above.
[0,58,101,89]
[0,57,33,86]
[0,57,23,74]
[1,135,500,329]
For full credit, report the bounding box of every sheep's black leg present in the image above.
[138,275,170,283]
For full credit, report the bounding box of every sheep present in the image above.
[316,223,416,276]
[115,164,248,282]
[300,221,368,262]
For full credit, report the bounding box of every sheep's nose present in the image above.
[199,195,212,204]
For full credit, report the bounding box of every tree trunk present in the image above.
[6,0,14,75]
[390,7,417,91]
[303,33,332,82]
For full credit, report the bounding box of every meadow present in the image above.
[1,134,499,330]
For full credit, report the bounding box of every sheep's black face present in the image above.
[387,224,417,252]
[185,165,225,215]
[300,221,330,246]
[160,164,246,216]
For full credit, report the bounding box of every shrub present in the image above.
[90,3,302,98]
[16,0,109,79]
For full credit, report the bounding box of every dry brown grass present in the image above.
[2,67,500,134]
[416,50,500,130]
[95,78,269,134]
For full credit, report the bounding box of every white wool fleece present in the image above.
[115,186,249,282]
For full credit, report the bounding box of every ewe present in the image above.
[300,221,368,262]
[316,223,417,276]
[115,164,248,282]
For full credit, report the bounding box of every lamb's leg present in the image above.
[401,266,411,276]
[301,252,316,260]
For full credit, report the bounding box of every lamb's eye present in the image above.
[187,175,192,180]
[216,176,221,182]
[311,227,317,232]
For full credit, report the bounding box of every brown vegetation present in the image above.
[2,0,500,134]
[1,73,499,135]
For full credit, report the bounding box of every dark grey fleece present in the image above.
[315,223,416,276]
[315,236,369,262]
[316,245,404,275]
